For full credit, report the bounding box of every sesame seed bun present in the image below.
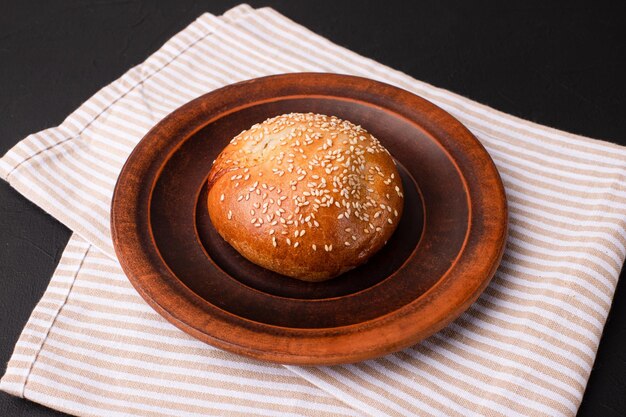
[207,113,404,282]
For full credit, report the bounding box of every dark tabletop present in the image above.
[1,1,625,416]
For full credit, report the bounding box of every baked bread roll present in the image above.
[207,113,404,282]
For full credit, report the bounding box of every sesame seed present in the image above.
[312,244,317,251]
[294,242,300,248]
[220,194,224,201]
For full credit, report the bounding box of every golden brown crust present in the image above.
[207,113,404,281]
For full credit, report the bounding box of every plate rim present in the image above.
[111,72,508,365]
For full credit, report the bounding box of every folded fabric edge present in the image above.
[0,236,91,399]
[0,3,257,185]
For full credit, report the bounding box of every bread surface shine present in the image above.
[207,112,404,281]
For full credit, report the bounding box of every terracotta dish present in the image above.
[111,73,508,365]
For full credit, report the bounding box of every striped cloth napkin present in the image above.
[2,4,625,417]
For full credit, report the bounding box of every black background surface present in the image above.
[1,1,625,416]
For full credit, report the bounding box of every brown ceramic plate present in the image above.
[111,73,507,365]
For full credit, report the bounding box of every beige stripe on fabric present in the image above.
[2,234,362,417]
[2,4,626,417]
